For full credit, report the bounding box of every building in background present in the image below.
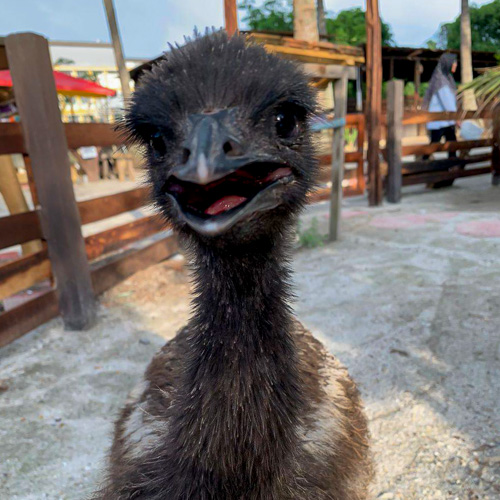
[49,41,148,123]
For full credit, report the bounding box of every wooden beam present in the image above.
[400,138,492,157]
[0,249,51,301]
[328,74,348,242]
[386,80,404,203]
[91,235,178,295]
[6,32,96,330]
[85,215,166,260]
[400,109,492,125]
[402,154,492,175]
[78,187,149,225]
[224,0,238,37]
[402,166,491,186]
[102,0,132,100]
[0,210,42,250]
[365,0,383,206]
[0,290,59,349]
[263,44,364,65]
[492,103,500,186]
[302,63,357,80]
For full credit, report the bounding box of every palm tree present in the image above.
[460,67,500,111]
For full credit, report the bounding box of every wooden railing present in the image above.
[0,33,177,348]
[383,80,498,202]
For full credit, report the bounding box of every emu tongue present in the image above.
[205,196,247,216]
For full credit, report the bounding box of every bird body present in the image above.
[93,32,372,500]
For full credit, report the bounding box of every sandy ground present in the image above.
[1,175,500,499]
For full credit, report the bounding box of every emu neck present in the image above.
[172,234,302,492]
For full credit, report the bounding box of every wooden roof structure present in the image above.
[130,31,364,84]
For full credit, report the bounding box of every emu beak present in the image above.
[164,110,295,237]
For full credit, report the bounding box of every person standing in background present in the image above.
[422,53,460,187]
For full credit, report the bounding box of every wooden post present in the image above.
[103,0,132,101]
[224,0,238,37]
[365,0,383,206]
[386,80,404,203]
[492,104,500,186]
[328,73,348,242]
[317,0,327,39]
[5,33,96,330]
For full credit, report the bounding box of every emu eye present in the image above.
[149,130,167,157]
[275,109,299,140]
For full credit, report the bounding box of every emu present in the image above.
[93,31,372,500]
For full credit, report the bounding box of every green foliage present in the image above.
[325,8,394,47]
[297,217,324,249]
[460,66,500,109]
[426,40,438,50]
[438,0,500,51]
[239,0,293,32]
[239,3,395,47]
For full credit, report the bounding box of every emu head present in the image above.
[125,31,318,243]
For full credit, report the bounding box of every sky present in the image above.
[0,0,494,59]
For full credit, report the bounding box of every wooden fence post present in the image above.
[386,80,404,203]
[492,104,500,186]
[5,33,96,330]
[328,73,348,242]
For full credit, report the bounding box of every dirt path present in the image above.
[1,176,499,499]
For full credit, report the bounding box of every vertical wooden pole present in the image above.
[317,0,327,39]
[356,114,366,193]
[224,0,238,37]
[329,74,348,242]
[365,0,383,206]
[386,80,404,203]
[492,104,500,186]
[6,33,96,330]
[103,0,132,101]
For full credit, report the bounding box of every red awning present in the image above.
[0,70,116,98]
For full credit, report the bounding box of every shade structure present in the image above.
[0,69,116,98]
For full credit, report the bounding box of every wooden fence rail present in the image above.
[384,79,497,202]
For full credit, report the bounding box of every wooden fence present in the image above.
[383,80,498,203]
[0,32,368,348]
[0,33,177,348]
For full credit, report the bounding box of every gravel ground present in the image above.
[0,175,499,499]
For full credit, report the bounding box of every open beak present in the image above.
[163,110,294,236]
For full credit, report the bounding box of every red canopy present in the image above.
[0,70,116,98]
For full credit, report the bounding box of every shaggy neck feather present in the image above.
[167,233,303,496]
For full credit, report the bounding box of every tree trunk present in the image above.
[461,0,477,111]
[317,0,327,39]
[293,0,319,42]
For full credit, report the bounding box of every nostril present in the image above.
[181,148,191,164]
[223,140,243,157]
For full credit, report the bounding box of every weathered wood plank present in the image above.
[78,187,149,225]
[0,249,51,301]
[386,80,404,203]
[6,32,96,330]
[402,166,491,186]
[0,289,59,348]
[0,122,122,155]
[400,138,492,157]
[329,74,348,242]
[402,154,492,175]
[400,109,492,126]
[0,211,43,250]
[85,215,166,260]
[91,235,178,295]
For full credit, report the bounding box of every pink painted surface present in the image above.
[370,212,459,230]
[456,220,500,238]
